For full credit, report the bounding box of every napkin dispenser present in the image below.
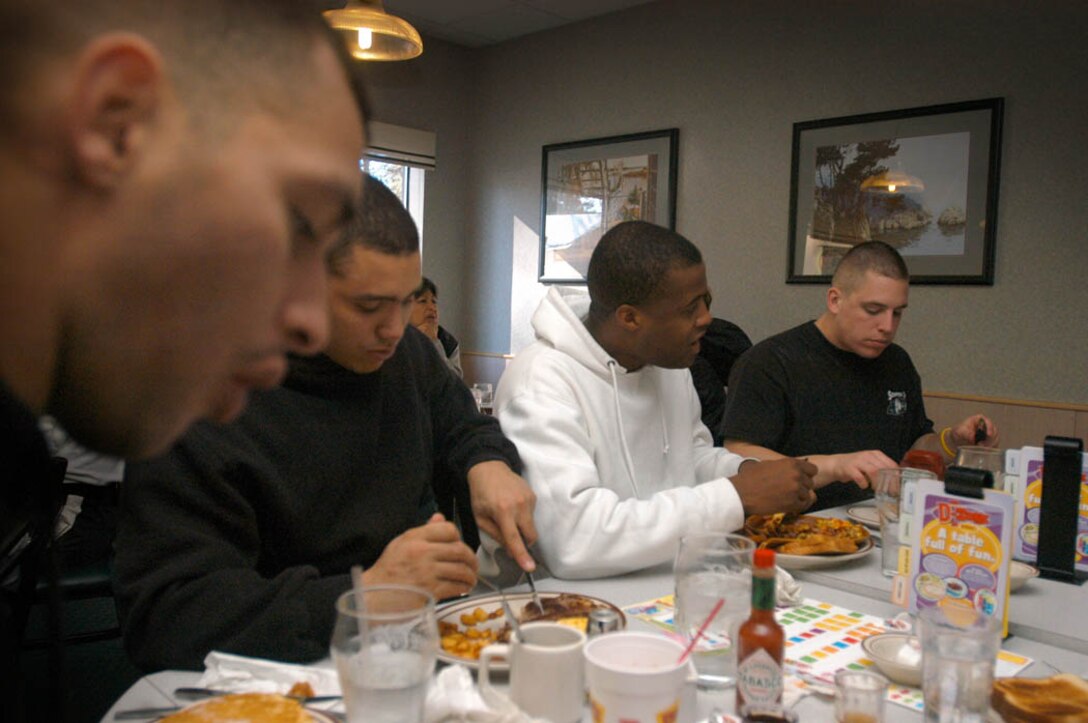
[1036,436,1087,584]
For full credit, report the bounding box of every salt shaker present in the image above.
[587,608,621,637]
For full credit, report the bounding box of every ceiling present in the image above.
[373,0,660,48]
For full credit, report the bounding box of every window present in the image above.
[361,121,435,250]
[360,158,426,241]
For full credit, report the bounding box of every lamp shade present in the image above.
[324,0,423,61]
[860,169,925,194]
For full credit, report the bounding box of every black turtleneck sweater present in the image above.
[114,327,520,670]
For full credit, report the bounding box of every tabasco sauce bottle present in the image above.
[736,548,784,711]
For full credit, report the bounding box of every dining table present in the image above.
[102,503,1088,722]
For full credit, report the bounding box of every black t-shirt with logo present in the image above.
[722,321,933,510]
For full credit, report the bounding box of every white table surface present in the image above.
[102,559,1088,722]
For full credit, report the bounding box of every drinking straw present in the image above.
[677,597,724,664]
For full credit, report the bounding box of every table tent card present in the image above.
[1004,446,1088,571]
[905,477,1016,637]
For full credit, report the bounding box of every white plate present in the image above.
[846,504,881,529]
[435,592,625,670]
[774,537,876,570]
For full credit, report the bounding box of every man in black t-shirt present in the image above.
[722,241,999,510]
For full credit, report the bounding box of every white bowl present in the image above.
[1009,560,1039,592]
[861,633,922,687]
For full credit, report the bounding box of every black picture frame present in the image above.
[539,129,679,284]
[787,98,1003,285]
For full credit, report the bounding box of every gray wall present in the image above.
[363,0,1088,405]
[354,37,476,337]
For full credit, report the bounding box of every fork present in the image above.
[477,576,525,641]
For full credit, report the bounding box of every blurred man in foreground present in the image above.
[116,177,536,669]
[1,0,365,714]
[493,221,816,579]
[723,241,998,509]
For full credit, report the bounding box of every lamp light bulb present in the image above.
[888,184,897,192]
[357,28,373,50]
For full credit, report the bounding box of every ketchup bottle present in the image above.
[736,548,784,711]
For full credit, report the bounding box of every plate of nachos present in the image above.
[743,513,875,570]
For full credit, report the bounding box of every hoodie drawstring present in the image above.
[608,360,642,499]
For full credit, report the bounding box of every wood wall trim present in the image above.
[923,391,1088,413]
[462,350,515,360]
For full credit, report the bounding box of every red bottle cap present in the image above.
[754,548,776,568]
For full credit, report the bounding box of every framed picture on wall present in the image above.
[787,98,1003,285]
[539,129,679,284]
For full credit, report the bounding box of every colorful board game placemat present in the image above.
[622,596,1032,713]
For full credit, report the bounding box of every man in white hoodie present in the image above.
[495,221,817,579]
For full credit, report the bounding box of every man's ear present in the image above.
[66,34,164,189]
[826,286,843,314]
[615,304,641,332]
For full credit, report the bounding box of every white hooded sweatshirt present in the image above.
[495,287,747,579]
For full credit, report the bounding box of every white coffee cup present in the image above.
[584,631,697,723]
[478,622,585,723]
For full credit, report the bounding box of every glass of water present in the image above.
[470,383,494,415]
[874,467,937,577]
[918,605,1001,723]
[331,585,438,723]
[954,446,1006,491]
[673,532,755,688]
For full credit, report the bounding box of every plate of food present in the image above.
[436,591,624,669]
[846,504,881,529]
[158,692,338,723]
[742,513,875,570]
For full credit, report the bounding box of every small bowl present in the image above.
[861,633,922,687]
[1009,560,1039,592]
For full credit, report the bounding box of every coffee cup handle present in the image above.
[478,643,511,695]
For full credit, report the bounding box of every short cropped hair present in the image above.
[327,175,419,275]
[587,221,703,320]
[414,277,438,299]
[0,0,370,136]
[832,241,909,293]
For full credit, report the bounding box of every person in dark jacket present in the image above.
[411,277,464,378]
[114,177,537,669]
[689,319,752,445]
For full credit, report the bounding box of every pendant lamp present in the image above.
[324,0,423,61]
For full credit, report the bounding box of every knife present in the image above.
[174,687,341,703]
[525,571,545,615]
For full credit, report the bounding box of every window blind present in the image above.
[365,121,436,170]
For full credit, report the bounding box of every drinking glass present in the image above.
[874,467,937,577]
[331,585,438,723]
[470,383,494,415]
[954,446,1006,491]
[673,532,755,688]
[834,669,887,722]
[918,605,1000,723]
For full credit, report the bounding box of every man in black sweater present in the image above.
[114,176,536,669]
